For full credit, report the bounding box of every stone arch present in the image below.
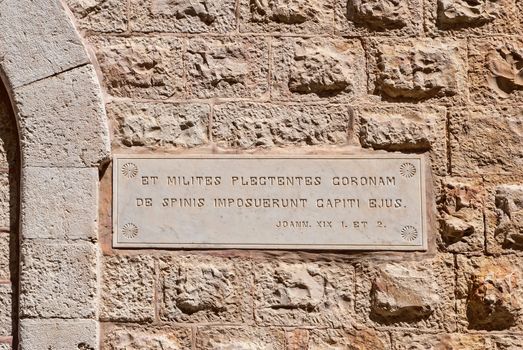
[0,0,110,348]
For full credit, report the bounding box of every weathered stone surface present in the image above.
[0,0,89,89]
[437,177,485,252]
[213,102,351,147]
[0,173,13,230]
[309,328,390,350]
[19,240,97,318]
[366,38,466,103]
[355,104,447,176]
[0,96,18,169]
[254,261,354,327]
[159,255,253,323]
[0,236,10,281]
[486,334,523,349]
[285,329,309,350]
[449,106,523,176]
[195,327,285,349]
[186,37,269,99]
[0,344,10,350]
[129,0,237,33]
[13,65,110,167]
[19,319,98,350]
[456,255,523,330]
[108,101,209,148]
[102,324,192,350]
[240,0,334,33]
[65,0,128,32]
[90,36,184,99]
[272,37,365,101]
[101,255,155,322]
[356,256,456,330]
[21,167,98,240]
[392,332,487,350]
[0,284,12,336]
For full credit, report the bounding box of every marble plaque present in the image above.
[113,155,428,250]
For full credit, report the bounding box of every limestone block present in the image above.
[308,328,390,350]
[239,0,334,34]
[355,104,447,176]
[437,177,485,252]
[90,36,184,99]
[186,37,269,99]
[0,98,18,169]
[456,255,523,331]
[0,235,11,281]
[0,284,12,336]
[159,255,253,323]
[366,38,467,104]
[0,172,12,230]
[254,260,354,327]
[392,332,487,349]
[487,334,523,349]
[129,0,237,33]
[272,37,365,101]
[0,0,89,89]
[195,327,285,349]
[19,240,97,318]
[469,37,523,104]
[65,0,128,32]
[21,167,97,240]
[100,255,155,322]
[285,329,309,350]
[13,65,110,167]
[335,0,423,36]
[108,101,209,148]
[102,324,192,349]
[213,102,351,148]
[355,255,456,331]
[449,106,523,176]
[19,319,98,350]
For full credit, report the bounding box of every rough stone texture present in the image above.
[272,37,365,101]
[335,0,423,36]
[0,344,10,350]
[392,332,487,349]
[0,236,9,281]
[0,98,18,169]
[240,0,334,34]
[449,106,523,176]
[355,104,447,176]
[213,102,351,148]
[90,36,184,100]
[100,255,155,322]
[102,324,192,349]
[19,240,97,319]
[195,327,285,349]
[487,334,523,349]
[0,284,12,336]
[285,329,309,350]
[129,0,237,33]
[159,255,253,323]
[108,101,209,148]
[366,38,467,104]
[356,256,456,331]
[21,167,98,240]
[456,255,523,331]
[0,173,12,230]
[13,65,110,167]
[308,328,390,349]
[19,319,98,350]
[65,0,128,32]
[254,260,354,327]
[185,37,269,99]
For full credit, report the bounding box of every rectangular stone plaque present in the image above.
[113,155,428,250]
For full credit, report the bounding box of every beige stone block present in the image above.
[13,65,110,167]
[129,0,237,33]
[159,255,253,323]
[0,0,89,88]
[213,102,351,148]
[486,334,523,349]
[272,37,365,102]
[0,284,12,336]
[449,106,523,176]
[239,0,334,34]
[335,0,423,36]
[309,328,391,349]
[195,326,285,349]
[355,255,456,331]
[19,319,98,350]
[0,235,11,281]
[19,240,97,318]
[0,344,11,350]
[285,329,309,350]
[0,172,13,230]
[65,0,128,32]
[108,101,209,148]
[90,36,184,99]
[101,255,155,322]
[21,167,98,240]
[254,260,354,327]
[102,324,192,349]
[392,332,487,349]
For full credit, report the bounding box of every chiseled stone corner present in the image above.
[195,326,285,349]
[391,332,487,349]
[0,0,89,89]
[21,167,98,240]
[19,319,99,350]
[309,328,390,349]
[13,65,111,168]
[102,324,192,349]
[64,0,128,33]
[19,240,97,319]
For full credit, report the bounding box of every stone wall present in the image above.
[65,0,523,348]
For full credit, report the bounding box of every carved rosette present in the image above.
[122,223,139,239]
[122,162,138,179]
[401,225,418,241]
[399,162,416,178]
